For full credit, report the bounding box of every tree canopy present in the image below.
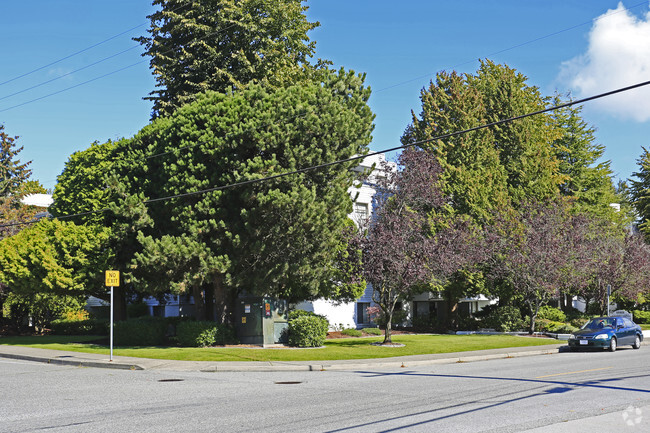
[630,147,650,241]
[0,125,32,198]
[98,69,375,322]
[136,0,323,118]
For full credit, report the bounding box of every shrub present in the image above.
[50,319,108,336]
[177,321,237,347]
[61,309,89,322]
[288,315,329,347]
[535,319,575,333]
[362,327,382,335]
[113,317,168,346]
[288,309,327,322]
[127,302,150,319]
[481,306,524,332]
[537,306,566,323]
[633,310,650,324]
[341,328,362,337]
[570,317,589,329]
[551,324,578,334]
[457,315,480,332]
[411,315,437,332]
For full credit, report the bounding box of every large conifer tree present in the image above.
[136,0,322,118]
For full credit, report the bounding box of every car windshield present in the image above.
[583,318,615,330]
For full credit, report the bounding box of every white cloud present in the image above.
[559,2,650,121]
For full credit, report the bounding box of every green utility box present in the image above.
[235,297,288,346]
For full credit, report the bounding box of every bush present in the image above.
[362,327,382,336]
[411,315,437,332]
[176,321,237,347]
[570,317,589,329]
[341,328,362,337]
[552,324,578,334]
[127,302,150,319]
[113,317,168,346]
[535,319,578,334]
[288,315,329,347]
[288,309,327,321]
[50,319,108,336]
[457,315,480,332]
[633,310,650,324]
[537,306,566,323]
[481,306,524,332]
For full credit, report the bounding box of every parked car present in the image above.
[568,316,643,352]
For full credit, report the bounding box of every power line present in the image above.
[0,45,141,102]
[0,23,145,87]
[376,0,648,93]
[0,1,191,88]
[4,77,650,229]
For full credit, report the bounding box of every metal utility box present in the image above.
[235,297,288,346]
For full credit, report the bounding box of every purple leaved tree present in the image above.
[489,199,586,333]
[362,147,480,344]
[582,230,650,313]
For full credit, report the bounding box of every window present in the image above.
[353,202,369,220]
[357,302,371,324]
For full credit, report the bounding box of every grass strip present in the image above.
[0,334,560,362]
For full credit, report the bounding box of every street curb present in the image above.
[0,351,144,370]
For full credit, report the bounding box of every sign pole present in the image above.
[105,270,119,362]
[607,284,611,316]
[110,285,114,361]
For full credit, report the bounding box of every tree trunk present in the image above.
[204,285,215,321]
[527,299,540,335]
[213,275,234,325]
[444,294,460,331]
[113,286,128,321]
[193,285,206,321]
[383,317,392,344]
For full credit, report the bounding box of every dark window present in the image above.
[356,302,371,324]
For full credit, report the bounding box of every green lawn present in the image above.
[0,334,561,362]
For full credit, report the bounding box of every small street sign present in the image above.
[105,270,120,287]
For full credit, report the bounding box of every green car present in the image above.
[568,316,643,352]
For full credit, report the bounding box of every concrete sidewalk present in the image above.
[0,343,567,372]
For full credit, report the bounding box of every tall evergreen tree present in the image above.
[136,0,322,118]
[402,60,563,224]
[126,69,374,322]
[550,96,621,223]
[0,125,31,198]
[630,147,650,241]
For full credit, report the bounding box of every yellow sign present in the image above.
[105,270,120,287]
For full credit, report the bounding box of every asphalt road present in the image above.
[2,347,649,432]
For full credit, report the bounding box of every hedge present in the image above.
[50,319,108,336]
[113,317,168,346]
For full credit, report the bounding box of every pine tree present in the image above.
[630,147,650,241]
[550,96,620,223]
[135,0,322,118]
[0,125,31,198]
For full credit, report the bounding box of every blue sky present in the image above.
[2,1,650,191]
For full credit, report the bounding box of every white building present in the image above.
[295,153,494,330]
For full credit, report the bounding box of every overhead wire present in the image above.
[2,2,648,228]
[0,1,191,88]
[3,77,650,229]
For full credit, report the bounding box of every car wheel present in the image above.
[609,337,617,352]
[633,335,641,350]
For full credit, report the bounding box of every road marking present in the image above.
[536,367,613,378]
